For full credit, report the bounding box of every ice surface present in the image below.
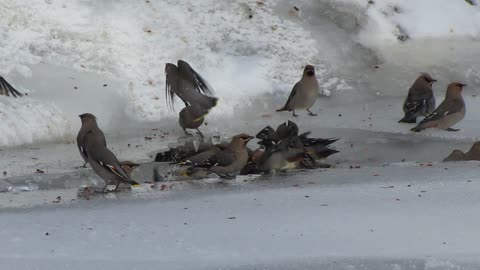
[2,163,480,269]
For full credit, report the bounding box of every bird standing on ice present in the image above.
[277,65,320,117]
[399,73,437,123]
[411,82,466,132]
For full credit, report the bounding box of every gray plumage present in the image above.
[255,121,338,172]
[77,113,106,167]
[183,134,253,177]
[256,134,337,172]
[0,76,23,97]
[83,126,138,191]
[277,65,319,117]
[165,60,218,110]
[179,104,209,137]
[399,73,437,123]
[276,120,299,140]
[411,82,466,132]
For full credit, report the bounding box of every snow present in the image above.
[1,0,480,146]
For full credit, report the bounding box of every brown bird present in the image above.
[411,82,466,132]
[165,60,217,110]
[443,142,480,162]
[83,126,139,192]
[277,65,320,117]
[179,104,210,137]
[77,113,106,167]
[399,73,437,123]
[181,134,253,178]
[0,76,23,97]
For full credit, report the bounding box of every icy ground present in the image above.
[2,160,480,269]
[1,0,480,269]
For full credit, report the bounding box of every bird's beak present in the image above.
[431,79,437,83]
[245,136,254,143]
[460,83,467,87]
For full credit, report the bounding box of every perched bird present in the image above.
[276,120,338,147]
[179,104,210,137]
[277,65,320,117]
[399,73,437,123]
[0,76,23,97]
[181,134,253,178]
[154,137,230,163]
[77,113,106,167]
[247,121,338,173]
[82,123,139,192]
[411,82,466,132]
[443,142,480,162]
[165,60,218,110]
[255,138,336,173]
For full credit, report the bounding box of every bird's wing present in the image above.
[0,77,23,97]
[177,60,214,96]
[85,131,133,182]
[419,99,463,124]
[404,88,433,114]
[255,126,278,141]
[183,147,220,165]
[281,83,299,109]
[207,149,237,166]
[165,63,179,110]
[79,144,89,160]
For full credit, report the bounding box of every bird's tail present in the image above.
[398,114,417,123]
[299,132,339,146]
[127,179,140,186]
[305,145,339,160]
[410,125,424,132]
[200,96,218,110]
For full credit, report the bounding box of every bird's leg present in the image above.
[113,181,120,192]
[292,110,298,117]
[447,128,460,132]
[82,162,88,168]
[196,129,204,138]
[307,109,317,116]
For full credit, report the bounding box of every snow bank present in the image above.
[0,0,326,147]
[1,0,480,146]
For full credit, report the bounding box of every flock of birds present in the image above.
[0,60,474,192]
